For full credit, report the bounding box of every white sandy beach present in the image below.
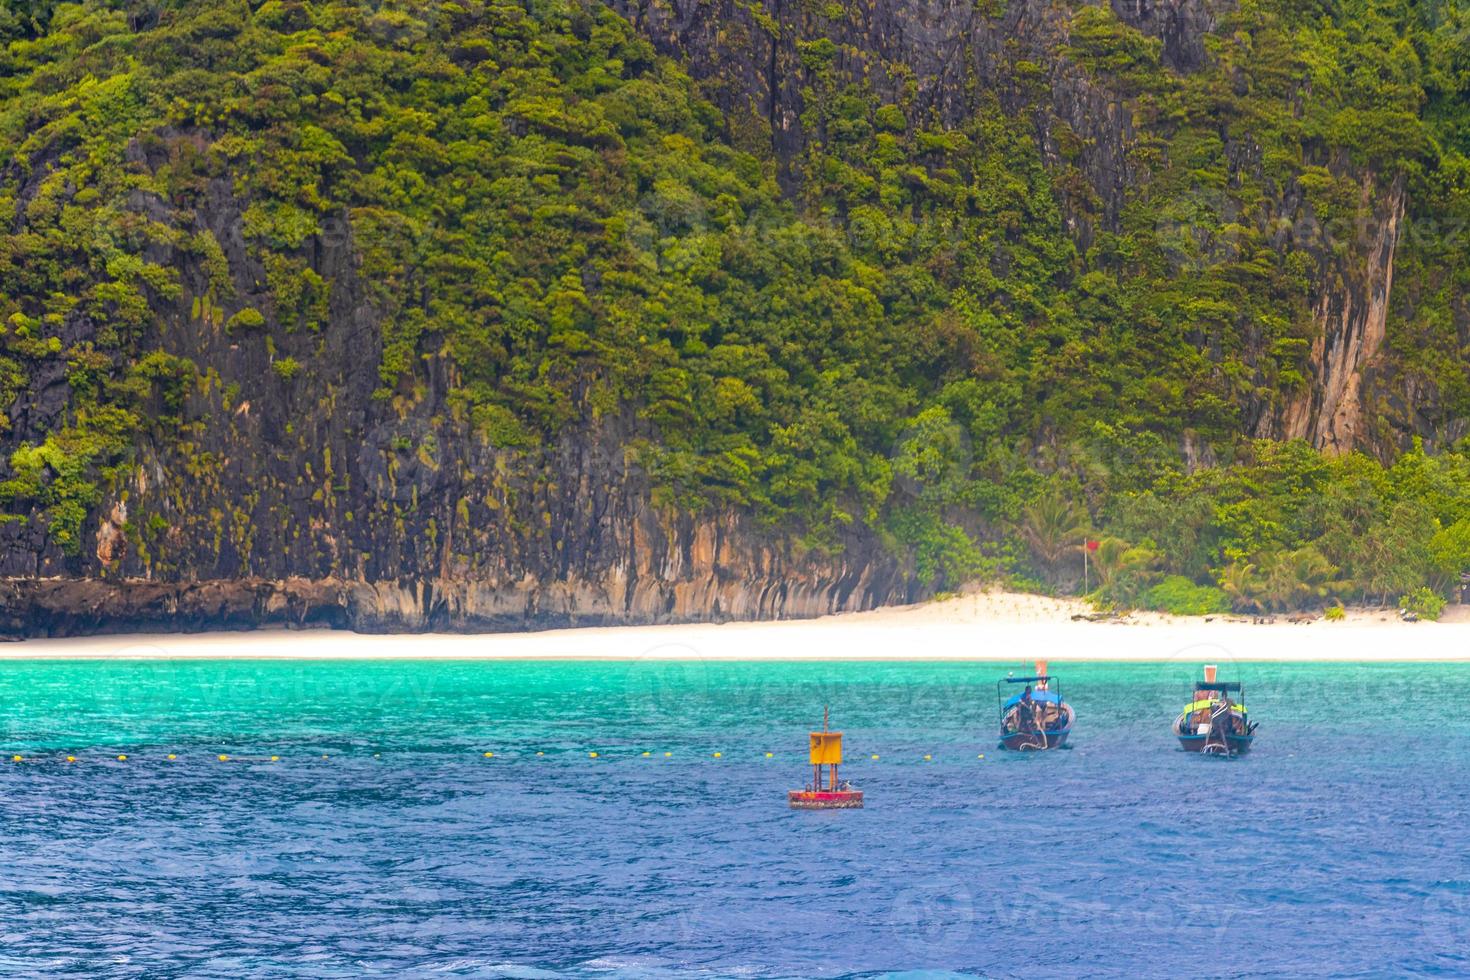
[4,589,1469,661]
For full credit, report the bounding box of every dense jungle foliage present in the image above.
[1,0,1468,614]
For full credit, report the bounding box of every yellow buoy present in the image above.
[10,755,20,762]
[167,754,176,761]
[642,751,651,757]
[66,756,76,763]
[871,754,879,760]
[589,751,598,758]
[218,754,229,762]
[663,751,671,757]
[484,751,494,758]
[270,756,279,762]
[789,706,863,810]
[923,754,932,761]
[536,751,544,757]
[117,755,127,761]
[764,752,773,758]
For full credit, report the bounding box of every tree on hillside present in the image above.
[1219,561,1262,614]
[1256,546,1342,612]
[1017,487,1088,585]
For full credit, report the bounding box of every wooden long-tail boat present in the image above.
[1173,665,1256,756]
[997,662,1073,751]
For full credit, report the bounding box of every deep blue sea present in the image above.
[0,658,1467,977]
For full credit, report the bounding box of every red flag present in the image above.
[1085,540,1100,553]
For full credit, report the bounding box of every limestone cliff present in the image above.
[1276,175,1407,452]
[0,0,1447,637]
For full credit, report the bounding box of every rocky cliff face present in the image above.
[0,143,913,637]
[2,394,913,637]
[615,0,1409,456]
[0,0,1436,637]
[610,0,1163,229]
[1277,174,1407,452]
[2,516,910,637]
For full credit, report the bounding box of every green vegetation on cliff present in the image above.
[0,0,1468,614]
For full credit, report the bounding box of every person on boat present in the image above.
[1018,685,1036,732]
[1218,694,1240,736]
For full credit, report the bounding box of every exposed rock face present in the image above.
[1109,0,1222,71]
[94,501,128,566]
[2,534,909,638]
[0,156,915,637]
[611,0,1150,228]
[1277,175,1407,452]
[0,402,912,636]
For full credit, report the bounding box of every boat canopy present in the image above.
[1180,698,1247,715]
[1003,675,1052,684]
[1196,681,1241,692]
[1003,690,1063,710]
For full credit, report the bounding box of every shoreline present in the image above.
[3,589,1468,662]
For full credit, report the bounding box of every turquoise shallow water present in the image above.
[0,658,1468,977]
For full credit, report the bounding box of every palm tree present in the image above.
[1257,553,1298,612]
[1219,560,1261,613]
[1091,536,1160,606]
[1251,546,1341,612]
[1089,537,1133,589]
[1018,489,1088,583]
[1284,546,1342,608]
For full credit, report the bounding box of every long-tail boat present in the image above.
[1173,665,1256,756]
[997,661,1074,751]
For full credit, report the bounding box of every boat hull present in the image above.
[1173,708,1253,756]
[788,789,864,810]
[998,730,1071,751]
[1176,733,1254,755]
[998,701,1074,751]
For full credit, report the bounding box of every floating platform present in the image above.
[789,707,862,809]
[788,789,864,810]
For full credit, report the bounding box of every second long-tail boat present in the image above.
[1173,665,1256,756]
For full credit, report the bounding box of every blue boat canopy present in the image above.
[1003,690,1063,710]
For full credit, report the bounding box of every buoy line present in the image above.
[2,749,982,763]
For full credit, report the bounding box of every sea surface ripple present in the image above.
[0,658,1466,977]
